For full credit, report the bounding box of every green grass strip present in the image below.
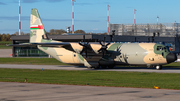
[0,68,180,89]
[0,41,12,49]
[0,58,69,65]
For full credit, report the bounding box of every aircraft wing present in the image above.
[6,42,71,47]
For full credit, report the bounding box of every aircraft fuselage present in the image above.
[38,42,177,69]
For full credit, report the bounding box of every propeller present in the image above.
[98,36,111,58]
[79,35,92,58]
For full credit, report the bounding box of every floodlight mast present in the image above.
[72,0,75,34]
[134,9,136,25]
[107,5,110,35]
[19,0,21,35]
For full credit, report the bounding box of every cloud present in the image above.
[76,19,100,22]
[126,7,134,9]
[21,0,64,3]
[76,1,111,6]
[0,16,70,22]
[0,16,100,23]
[0,2,6,5]
[42,19,99,22]
[45,0,65,2]
[102,2,111,4]
[93,28,98,30]
[42,18,71,22]
[76,3,94,6]
[22,0,39,3]
[0,16,29,21]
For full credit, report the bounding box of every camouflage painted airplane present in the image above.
[9,8,177,70]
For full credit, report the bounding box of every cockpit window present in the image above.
[156,46,167,52]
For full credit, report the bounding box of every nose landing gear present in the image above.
[155,65,162,70]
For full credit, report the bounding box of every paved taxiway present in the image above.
[1,64,180,100]
[0,64,180,73]
[1,82,180,101]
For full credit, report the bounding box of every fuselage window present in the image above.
[157,46,162,51]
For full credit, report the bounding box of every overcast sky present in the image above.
[1,0,180,34]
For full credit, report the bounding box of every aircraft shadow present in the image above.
[56,65,180,70]
[113,66,180,70]
[74,66,180,70]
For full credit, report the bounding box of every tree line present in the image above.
[0,29,107,41]
[0,34,11,41]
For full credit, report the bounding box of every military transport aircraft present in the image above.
[9,8,177,70]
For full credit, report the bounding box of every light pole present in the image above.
[157,16,159,25]
[19,0,21,35]
[72,0,75,34]
[134,9,136,25]
[107,5,110,35]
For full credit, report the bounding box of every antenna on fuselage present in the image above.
[111,30,115,42]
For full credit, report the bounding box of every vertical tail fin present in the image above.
[30,8,47,43]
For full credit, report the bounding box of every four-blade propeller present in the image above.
[79,34,112,58]
[79,35,92,58]
[98,36,111,58]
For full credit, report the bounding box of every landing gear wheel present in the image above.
[108,65,115,69]
[101,65,107,69]
[156,65,162,70]
[94,66,100,69]
[87,67,92,69]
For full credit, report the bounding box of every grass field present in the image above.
[0,68,180,89]
[0,41,12,49]
[0,57,180,89]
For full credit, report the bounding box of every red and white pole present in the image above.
[134,9,136,25]
[157,16,159,25]
[72,0,75,34]
[107,5,110,34]
[19,0,21,35]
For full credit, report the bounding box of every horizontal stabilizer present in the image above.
[6,43,37,47]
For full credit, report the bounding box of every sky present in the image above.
[1,0,180,34]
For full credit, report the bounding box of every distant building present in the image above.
[110,23,180,37]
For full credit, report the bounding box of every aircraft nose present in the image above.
[166,53,177,63]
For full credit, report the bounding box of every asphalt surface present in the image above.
[1,82,180,101]
[0,49,11,57]
[0,64,180,73]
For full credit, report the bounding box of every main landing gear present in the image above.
[87,65,115,69]
[147,65,163,70]
[91,65,115,69]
